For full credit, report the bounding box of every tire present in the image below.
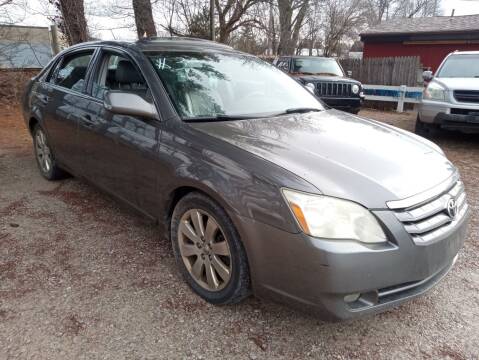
[32,124,68,180]
[415,115,439,137]
[170,192,251,304]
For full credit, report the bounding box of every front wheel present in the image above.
[415,116,439,137]
[170,192,251,304]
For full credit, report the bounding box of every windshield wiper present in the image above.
[282,107,322,115]
[183,114,258,122]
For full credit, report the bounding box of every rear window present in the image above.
[436,55,479,78]
[52,51,94,91]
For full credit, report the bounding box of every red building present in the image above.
[360,15,479,72]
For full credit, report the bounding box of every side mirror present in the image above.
[104,91,157,119]
[305,83,315,94]
[422,70,434,82]
[347,70,353,77]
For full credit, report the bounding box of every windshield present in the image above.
[292,58,344,76]
[147,52,323,120]
[436,55,479,78]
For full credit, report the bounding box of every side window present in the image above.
[277,58,290,72]
[92,52,150,102]
[52,51,94,92]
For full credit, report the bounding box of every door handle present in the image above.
[80,114,95,128]
[38,94,51,105]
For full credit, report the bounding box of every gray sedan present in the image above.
[22,38,470,320]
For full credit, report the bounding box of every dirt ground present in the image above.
[0,106,478,359]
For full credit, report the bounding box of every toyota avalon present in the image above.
[22,38,470,320]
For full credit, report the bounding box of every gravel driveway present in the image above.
[1,107,478,359]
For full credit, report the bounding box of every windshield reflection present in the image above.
[148,52,322,120]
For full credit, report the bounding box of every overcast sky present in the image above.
[4,0,479,40]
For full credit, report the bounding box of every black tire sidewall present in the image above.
[416,115,442,137]
[170,192,250,304]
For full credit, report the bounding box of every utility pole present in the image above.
[210,0,215,41]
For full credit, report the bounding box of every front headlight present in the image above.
[305,82,315,94]
[282,189,387,243]
[352,84,360,94]
[424,81,446,101]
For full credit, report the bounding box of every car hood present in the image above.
[190,110,456,209]
[434,77,479,90]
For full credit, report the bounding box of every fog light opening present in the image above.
[344,293,361,303]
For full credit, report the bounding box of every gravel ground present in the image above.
[0,107,478,359]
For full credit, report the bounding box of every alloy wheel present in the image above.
[178,209,232,291]
[35,129,53,174]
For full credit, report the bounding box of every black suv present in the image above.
[274,56,364,114]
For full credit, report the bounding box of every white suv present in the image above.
[417,51,479,135]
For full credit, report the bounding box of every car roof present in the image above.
[67,37,238,53]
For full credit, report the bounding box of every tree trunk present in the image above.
[277,0,308,55]
[132,0,157,39]
[277,0,293,55]
[209,0,215,40]
[290,0,308,53]
[58,0,89,45]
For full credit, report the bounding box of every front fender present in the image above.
[159,122,317,234]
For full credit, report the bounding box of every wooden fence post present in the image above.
[396,85,407,112]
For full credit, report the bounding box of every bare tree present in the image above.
[158,0,211,38]
[321,0,365,57]
[363,0,395,25]
[230,23,268,53]
[158,0,265,43]
[392,0,442,18]
[132,0,157,38]
[49,0,89,45]
[214,0,266,43]
[299,0,322,55]
[277,0,309,55]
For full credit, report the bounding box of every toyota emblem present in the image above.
[446,198,458,219]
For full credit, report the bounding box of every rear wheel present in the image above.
[32,124,67,180]
[170,192,251,304]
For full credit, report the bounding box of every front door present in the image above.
[78,49,161,209]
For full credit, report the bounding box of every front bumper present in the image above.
[235,205,469,320]
[320,97,363,113]
[418,100,479,133]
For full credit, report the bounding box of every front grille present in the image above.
[391,180,468,245]
[315,82,352,97]
[454,90,479,104]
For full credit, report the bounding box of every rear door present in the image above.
[45,49,97,171]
